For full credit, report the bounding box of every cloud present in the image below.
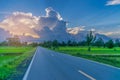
[106,0,120,6]
[0,7,71,42]
[1,7,114,42]
[67,26,85,35]
[0,28,11,42]
[35,7,63,31]
[67,26,96,41]
[35,7,70,41]
[0,12,39,38]
[45,7,63,20]
[99,31,120,38]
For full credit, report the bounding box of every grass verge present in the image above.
[55,46,120,68]
[0,47,36,80]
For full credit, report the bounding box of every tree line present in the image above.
[40,31,120,50]
[39,38,119,48]
[0,31,120,49]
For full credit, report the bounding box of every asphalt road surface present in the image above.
[23,47,120,80]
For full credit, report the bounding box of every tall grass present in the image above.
[0,47,36,80]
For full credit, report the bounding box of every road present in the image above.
[23,47,120,80]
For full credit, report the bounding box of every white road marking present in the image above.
[51,54,54,56]
[78,70,96,80]
[23,47,38,80]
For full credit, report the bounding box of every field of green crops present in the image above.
[55,46,120,68]
[57,46,120,54]
[0,47,36,80]
[0,47,32,53]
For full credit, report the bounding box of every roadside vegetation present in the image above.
[1,31,120,79]
[0,36,36,80]
[0,47,36,80]
[40,31,120,68]
[55,46,120,68]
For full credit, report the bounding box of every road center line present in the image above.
[51,54,54,56]
[78,70,96,80]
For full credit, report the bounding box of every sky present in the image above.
[0,0,120,38]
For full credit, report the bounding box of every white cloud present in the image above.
[0,12,39,38]
[97,31,120,38]
[106,0,120,6]
[0,28,11,42]
[103,32,119,35]
[1,7,120,42]
[35,7,64,31]
[67,26,85,35]
[35,7,70,41]
[45,7,63,20]
[0,7,70,42]
[90,28,96,32]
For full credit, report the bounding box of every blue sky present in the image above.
[0,0,120,37]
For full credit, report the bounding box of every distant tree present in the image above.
[52,40,59,49]
[60,41,66,46]
[47,41,52,48]
[41,41,52,48]
[7,35,21,46]
[94,38,104,47]
[22,42,28,46]
[86,31,96,51]
[78,41,86,46]
[0,41,8,46]
[106,39,114,48]
[71,41,77,46]
[29,42,38,47]
[67,40,72,46]
[115,39,120,47]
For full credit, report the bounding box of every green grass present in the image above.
[57,46,120,54]
[0,47,36,80]
[0,47,32,54]
[55,46,120,68]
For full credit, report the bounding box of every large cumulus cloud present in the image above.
[35,7,70,42]
[0,7,71,42]
[0,28,11,42]
[35,7,63,31]
[0,7,112,42]
[0,12,39,38]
